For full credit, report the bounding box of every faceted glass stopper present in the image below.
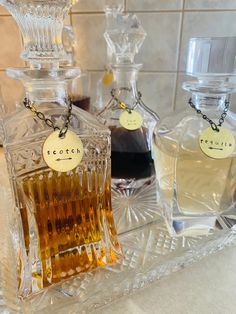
[186,37,236,77]
[62,25,76,65]
[104,0,124,16]
[0,0,78,63]
[104,13,146,64]
[183,37,236,94]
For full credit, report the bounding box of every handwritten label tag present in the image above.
[119,110,143,131]
[43,130,84,172]
[199,127,235,159]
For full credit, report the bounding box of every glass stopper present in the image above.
[104,13,146,65]
[0,0,78,63]
[186,37,236,77]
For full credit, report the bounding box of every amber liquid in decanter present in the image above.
[19,164,118,288]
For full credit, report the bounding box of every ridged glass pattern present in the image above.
[0,0,73,62]
[2,103,122,299]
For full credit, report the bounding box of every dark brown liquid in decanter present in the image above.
[110,126,155,180]
[72,96,91,112]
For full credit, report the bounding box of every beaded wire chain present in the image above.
[188,98,230,132]
[23,97,73,138]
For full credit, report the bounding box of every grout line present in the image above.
[0,67,180,74]
[87,69,178,74]
[69,11,73,25]
[1,8,235,16]
[71,11,104,15]
[70,8,236,15]
[124,0,127,13]
[184,8,236,12]
[173,3,185,111]
[140,70,178,74]
[126,9,184,13]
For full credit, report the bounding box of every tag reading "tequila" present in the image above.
[43,130,84,172]
[199,127,235,159]
[119,110,143,131]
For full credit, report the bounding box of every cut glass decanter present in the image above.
[97,13,161,234]
[93,1,124,114]
[154,37,236,236]
[0,0,122,299]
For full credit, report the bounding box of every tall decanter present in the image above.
[93,0,124,114]
[97,13,160,234]
[0,0,122,299]
[154,37,236,236]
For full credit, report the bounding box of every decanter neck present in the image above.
[112,65,140,103]
[6,67,80,106]
[25,81,67,105]
[191,93,229,111]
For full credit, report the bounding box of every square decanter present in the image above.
[0,0,122,299]
[2,68,122,298]
[154,37,236,236]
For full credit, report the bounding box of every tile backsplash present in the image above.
[0,0,236,117]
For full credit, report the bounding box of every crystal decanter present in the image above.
[0,0,122,299]
[93,0,124,114]
[97,13,160,234]
[154,37,236,236]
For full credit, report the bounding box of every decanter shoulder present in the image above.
[137,99,160,123]
[155,111,236,155]
[156,109,196,136]
[98,99,159,129]
[3,104,109,145]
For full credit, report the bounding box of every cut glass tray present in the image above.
[1,152,236,313]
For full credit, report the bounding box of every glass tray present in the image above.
[1,152,236,313]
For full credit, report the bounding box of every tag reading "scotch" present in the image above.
[199,127,235,159]
[43,130,84,172]
[119,110,143,131]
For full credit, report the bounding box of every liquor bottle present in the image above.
[0,0,122,299]
[93,0,124,114]
[154,37,236,236]
[97,13,160,234]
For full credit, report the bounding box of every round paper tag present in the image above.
[119,110,143,131]
[43,130,84,172]
[199,127,235,159]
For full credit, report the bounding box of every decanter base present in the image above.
[171,207,236,237]
[112,179,162,234]
[9,220,236,314]
[19,239,121,299]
